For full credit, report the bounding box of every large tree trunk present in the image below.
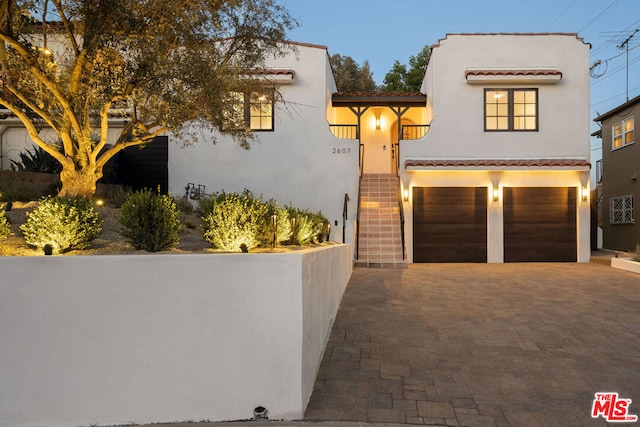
[58,166,102,199]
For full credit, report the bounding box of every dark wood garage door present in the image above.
[413,187,487,263]
[503,187,576,262]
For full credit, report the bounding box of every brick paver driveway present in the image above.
[305,263,640,426]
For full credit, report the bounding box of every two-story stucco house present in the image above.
[400,33,592,263]
[1,33,592,263]
[593,94,639,252]
[170,33,592,264]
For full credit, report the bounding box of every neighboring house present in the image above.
[2,33,593,263]
[593,94,640,252]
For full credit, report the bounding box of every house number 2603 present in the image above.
[332,148,351,154]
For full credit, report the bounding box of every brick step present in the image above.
[357,173,404,266]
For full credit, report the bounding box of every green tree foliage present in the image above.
[330,53,377,92]
[380,44,431,93]
[20,196,102,253]
[0,0,296,198]
[118,189,185,252]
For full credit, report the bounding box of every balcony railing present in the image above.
[401,124,430,140]
[330,124,359,140]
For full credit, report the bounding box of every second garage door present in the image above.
[503,187,577,262]
[413,187,487,263]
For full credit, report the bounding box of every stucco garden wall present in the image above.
[0,244,352,427]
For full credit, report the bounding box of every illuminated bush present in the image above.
[286,207,330,245]
[260,199,292,247]
[0,207,11,239]
[201,190,269,252]
[20,196,102,253]
[118,189,185,252]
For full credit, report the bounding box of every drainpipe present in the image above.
[0,125,8,170]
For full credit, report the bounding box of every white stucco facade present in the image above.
[400,34,592,263]
[168,43,359,246]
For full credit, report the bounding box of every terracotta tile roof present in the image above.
[405,159,591,169]
[465,69,562,78]
[259,69,295,77]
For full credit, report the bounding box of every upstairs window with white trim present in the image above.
[485,89,538,131]
[610,195,634,224]
[612,117,634,150]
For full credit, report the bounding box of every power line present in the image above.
[578,0,623,33]
[543,0,580,31]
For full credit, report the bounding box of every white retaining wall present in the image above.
[0,245,352,427]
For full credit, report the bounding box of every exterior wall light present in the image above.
[375,118,381,130]
[581,186,588,201]
[492,187,500,202]
[402,188,409,202]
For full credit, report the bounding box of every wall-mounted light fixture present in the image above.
[581,186,588,201]
[402,188,409,202]
[375,117,381,130]
[492,187,500,202]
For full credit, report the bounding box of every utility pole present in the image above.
[617,29,639,102]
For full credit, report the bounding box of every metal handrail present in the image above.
[342,193,349,243]
[355,143,364,259]
[398,181,406,260]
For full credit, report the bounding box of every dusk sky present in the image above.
[277,0,640,162]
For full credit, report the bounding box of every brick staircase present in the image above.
[356,173,406,268]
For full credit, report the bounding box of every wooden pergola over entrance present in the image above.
[331,92,427,142]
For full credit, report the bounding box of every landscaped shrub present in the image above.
[260,199,292,247]
[118,189,185,252]
[20,196,103,253]
[286,207,330,245]
[11,144,63,174]
[633,244,640,262]
[201,190,270,252]
[0,207,12,239]
[0,172,59,201]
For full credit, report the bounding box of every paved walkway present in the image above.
[304,263,640,426]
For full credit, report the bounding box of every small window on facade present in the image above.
[485,89,537,131]
[610,195,634,224]
[612,117,634,150]
[224,90,274,131]
[249,92,274,131]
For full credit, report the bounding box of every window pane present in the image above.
[514,117,524,129]
[625,117,634,132]
[497,117,509,129]
[625,130,634,144]
[486,104,497,116]
[525,117,536,129]
[497,104,508,116]
[524,91,536,103]
[486,117,497,130]
[514,91,525,103]
[514,104,524,116]
[614,136,622,149]
[613,123,622,136]
[525,104,536,116]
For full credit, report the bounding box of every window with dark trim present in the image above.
[225,90,274,131]
[484,88,538,131]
